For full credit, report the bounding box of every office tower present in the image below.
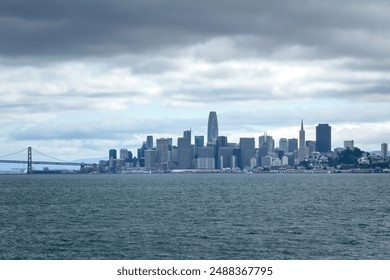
[279,138,288,152]
[156,138,169,164]
[344,140,354,150]
[207,111,219,144]
[146,135,153,150]
[144,150,156,169]
[299,120,306,162]
[194,136,204,158]
[239,138,256,170]
[306,140,316,155]
[218,147,234,169]
[316,124,332,153]
[109,149,117,173]
[178,137,192,169]
[183,130,191,141]
[196,158,215,169]
[137,142,147,159]
[259,133,275,154]
[288,138,298,153]
[120,148,129,160]
[198,147,215,159]
[167,138,173,151]
[109,149,117,160]
[381,143,388,158]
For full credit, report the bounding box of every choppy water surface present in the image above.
[0,173,389,259]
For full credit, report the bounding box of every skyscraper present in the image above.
[381,143,388,158]
[194,135,204,158]
[207,111,219,144]
[316,124,332,153]
[156,138,169,164]
[183,129,191,141]
[298,120,306,162]
[146,135,153,150]
[288,138,298,153]
[239,138,256,170]
[279,138,288,152]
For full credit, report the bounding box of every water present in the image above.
[0,173,389,259]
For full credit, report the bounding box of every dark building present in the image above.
[316,124,331,153]
[109,149,117,160]
[288,138,298,153]
[239,138,256,170]
[178,137,193,169]
[146,135,153,150]
[207,111,219,144]
[183,130,191,141]
[218,146,234,169]
[194,136,204,158]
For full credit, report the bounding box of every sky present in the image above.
[1,0,390,161]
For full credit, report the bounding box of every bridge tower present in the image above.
[27,147,32,174]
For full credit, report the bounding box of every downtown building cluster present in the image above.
[98,112,389,173]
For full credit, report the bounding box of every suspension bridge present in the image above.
[0,147,88,173]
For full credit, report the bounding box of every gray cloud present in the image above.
[1,0,390,61]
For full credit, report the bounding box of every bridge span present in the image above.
[0,147,90,173]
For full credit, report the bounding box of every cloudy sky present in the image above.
[1,0,390,161]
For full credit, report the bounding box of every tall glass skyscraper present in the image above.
[207,111,219,144]
[316,124,332,153]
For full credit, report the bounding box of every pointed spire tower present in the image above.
[298,119,306,162]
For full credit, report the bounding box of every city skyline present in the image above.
[1,0,390,161]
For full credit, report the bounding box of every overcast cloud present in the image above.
[0,0,389,161]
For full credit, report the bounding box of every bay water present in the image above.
[0,173,389,259]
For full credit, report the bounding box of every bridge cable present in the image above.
[32,148,68,162]
[0,148,28,159]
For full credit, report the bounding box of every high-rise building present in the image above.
[120,148,129,161]
[288,138,298,153]
[239,138,256,170]
[156,138,169,164]
[194,136,204,158]
[178,137,192,169]
[381,143,388,158]
[344,140,354,150]
[146,135,153,150]
[299,120,306,162]
[183,130,191,141]
[144,150,156,169]
[109,149,117,160]
[306,140,316,155]
[259,133,274,154]
[279,138,288,152]
[218,147,234,169]
[316,124,332,153]
[207,111,219,144]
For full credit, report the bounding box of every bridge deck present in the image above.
[0,160,82,166]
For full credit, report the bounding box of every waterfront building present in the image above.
[178,137,193,169]
[144,150,156,169]
[299,120,306,162]
[196,157,215,169]
[156,138,169,164]
[288,138,298,153]
[218,147,234,169]
[381,143,388,158]
[344,140,354,150]
[239,137,256,170]
[279,138,288,152]
[198,147,214,159]
[207,111,219,144]
[316,124,332,153]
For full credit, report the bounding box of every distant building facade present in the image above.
[316,124,332,153]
